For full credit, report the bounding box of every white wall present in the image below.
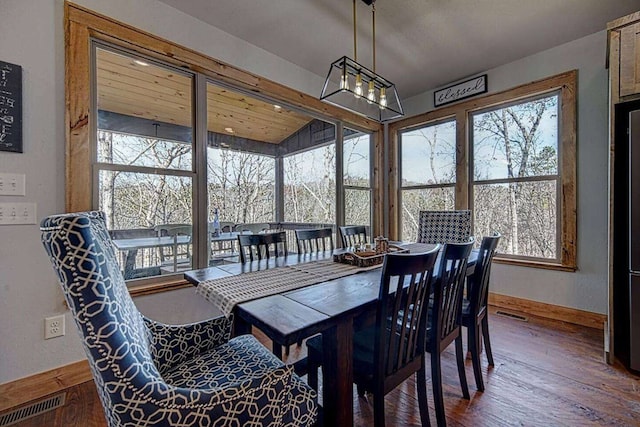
[0,0,610,384]
[405,31,609,315]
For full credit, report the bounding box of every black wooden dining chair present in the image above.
[295,228,334,254]
[307,248,440,427]
[237,231,288,263]
[462,233,500,392]
[428,240,474,427]
[339,225,368,248]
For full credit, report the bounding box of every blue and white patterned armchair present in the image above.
[40,211,317,427]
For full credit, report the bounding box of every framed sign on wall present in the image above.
[0,60,23,153]
[434,74,487,108]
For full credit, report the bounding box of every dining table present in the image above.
[184,244,478,427]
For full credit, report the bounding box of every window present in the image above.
[399,120,456,241]
[343,129,373,227]
[391,71,576,270]
[284,144,336,224]
[68,5,383,291]
[471,94,560,261]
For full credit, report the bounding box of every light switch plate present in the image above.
[0,202,37,225]
[0,173,26,196]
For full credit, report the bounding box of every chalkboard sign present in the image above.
[0,61,23,153]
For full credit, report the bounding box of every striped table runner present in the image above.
[196,259,379,317]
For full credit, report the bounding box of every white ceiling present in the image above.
[156,0,640,99]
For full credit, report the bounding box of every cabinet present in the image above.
[609,12,640,101]
[620,22,640,97]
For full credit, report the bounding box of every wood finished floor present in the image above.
[6,307,640,426]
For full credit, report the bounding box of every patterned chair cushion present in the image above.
[417,210,471,244]
[40,211,317,427]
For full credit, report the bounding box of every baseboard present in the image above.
[0,359,92,412]
[488,292,607,330]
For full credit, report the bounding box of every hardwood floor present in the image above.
[6,307,640,426]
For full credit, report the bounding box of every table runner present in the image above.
[196,259,378,317]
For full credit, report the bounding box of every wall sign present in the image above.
[434,74,487,107]
[0,61,23,153]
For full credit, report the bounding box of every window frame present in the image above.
[66,3,383,294]
[398,117,458,240]
[389,71,577,271]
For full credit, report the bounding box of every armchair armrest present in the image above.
[144,314,232,375]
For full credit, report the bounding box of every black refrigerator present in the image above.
[614,102,640,373]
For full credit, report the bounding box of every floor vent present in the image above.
[0,393,66,426]
[496,311,528,322]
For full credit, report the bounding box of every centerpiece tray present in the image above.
[333,244,408,268]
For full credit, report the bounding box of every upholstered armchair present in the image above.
[40,211,317,427]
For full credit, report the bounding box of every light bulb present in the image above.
[340,73,350,91]
[367,80,376,104]
[354,73,363,98]
[379,87,387,109]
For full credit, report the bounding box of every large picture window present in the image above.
[392,71,576,270]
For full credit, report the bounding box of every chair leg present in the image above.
[430,352,446,427]
[307,359,319,391]
[416,361,431,427]
[482,315,495,366]
[470,322,485,392]
[455,334,470,399]
[356,383,366,397]
[373,390,385,427]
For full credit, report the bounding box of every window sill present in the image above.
[493,256,577,272]
[128,277,193,297]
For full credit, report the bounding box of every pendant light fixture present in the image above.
[320,0,403,122]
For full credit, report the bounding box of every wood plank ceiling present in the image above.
[96,48,313,144]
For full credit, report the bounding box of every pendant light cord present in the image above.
[353,0,357,62]
[372,1,376,74]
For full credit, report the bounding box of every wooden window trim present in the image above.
[389,70,577,271]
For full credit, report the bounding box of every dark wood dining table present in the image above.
[185,247,478,427]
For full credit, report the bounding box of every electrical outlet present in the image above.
[44,315,65,339]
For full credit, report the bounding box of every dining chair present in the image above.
[238,231,288,263]
[154,223,192,272]
[339,225,368,248]
[306,248,440,427]
[417,210,471,244]
[462,232,501,392]
[40,211,317,427]
[295,227,334,254]
[428,239,474,427]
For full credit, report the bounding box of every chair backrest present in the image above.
[295,228,334,254]
[238,231,288,263]
[234,222,271,234]
[154,223,192,270]
[468,233,501,319]
[431,240,474,350]
[339,225,368,248]
[209,221,235,233]
[375,248,440,382]
[417,210,471,244]
[40,211,161,425]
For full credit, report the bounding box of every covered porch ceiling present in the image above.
[96,48,314,145]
